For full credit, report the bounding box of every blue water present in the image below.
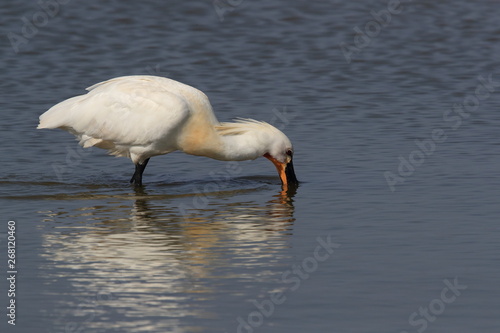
[1,1,500,332]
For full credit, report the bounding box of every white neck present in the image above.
[178,118,283,162]
[179,123,269,161]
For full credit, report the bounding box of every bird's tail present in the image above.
[37,95,85,129]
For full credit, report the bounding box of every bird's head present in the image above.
[262,130,299,190]
[216,119,299,189]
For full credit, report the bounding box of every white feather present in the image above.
[38,76,216,163]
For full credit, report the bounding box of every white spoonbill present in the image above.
[37,75,298,188]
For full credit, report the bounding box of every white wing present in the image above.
[38,76,216,162]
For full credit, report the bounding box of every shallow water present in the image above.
[1,0,500,332]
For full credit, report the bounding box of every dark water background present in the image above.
[1,1,500,332]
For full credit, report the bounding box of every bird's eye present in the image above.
[286,149,293,156]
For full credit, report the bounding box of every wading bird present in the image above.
[38,76,298,189]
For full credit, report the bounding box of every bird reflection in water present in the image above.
[40,185,296,332]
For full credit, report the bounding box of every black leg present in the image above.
[130,158,150,186]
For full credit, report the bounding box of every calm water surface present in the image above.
[1,1,500,332]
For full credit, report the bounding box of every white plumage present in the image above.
[38,75,298,188]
